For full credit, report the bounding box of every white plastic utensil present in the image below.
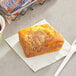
[54,39,76,76]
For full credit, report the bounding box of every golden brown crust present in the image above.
[18,24,64,58]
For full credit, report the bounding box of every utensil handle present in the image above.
[54,50,75,76]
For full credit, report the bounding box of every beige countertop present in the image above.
[0,0,76,76]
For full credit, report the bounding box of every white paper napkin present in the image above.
[5,20,71,72]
